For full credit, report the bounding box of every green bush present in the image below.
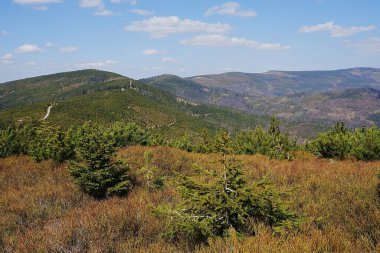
[28,123,76,163]
[308,122,353,159]
[69,122,132,199]
[0,123,36,157]
[109,122,150,147]
[159,159,299,244]
[157,136,299,245]
[194,117,297,159]
[350,126,380,161]
[148,133,166,146]
[170,132,193,152]
[308,123,380,161]
[194,129,213,153]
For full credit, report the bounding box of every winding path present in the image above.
[42,104,54,120]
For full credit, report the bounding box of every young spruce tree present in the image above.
[69,122,132,199]
[158,130,299,245]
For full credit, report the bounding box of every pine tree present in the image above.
[158,134,299,244]
[69,122,131,199]
[28,123,75,163]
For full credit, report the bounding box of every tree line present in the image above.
[1,118,380,162]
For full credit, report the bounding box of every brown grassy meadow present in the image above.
[1,146,379,252]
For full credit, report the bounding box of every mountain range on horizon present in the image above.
[1,67,380,140]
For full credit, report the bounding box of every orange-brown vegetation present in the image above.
[1,146,379,252]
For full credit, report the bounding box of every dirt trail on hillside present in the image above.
[42,104,54,120]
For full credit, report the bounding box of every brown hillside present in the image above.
[1,146,379,252]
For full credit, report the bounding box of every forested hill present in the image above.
[2,68,380,140]
[0,69,124,109]
[0,69,267,139]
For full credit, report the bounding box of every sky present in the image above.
[0,0,379,82]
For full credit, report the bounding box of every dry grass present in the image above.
[1,146,379,252]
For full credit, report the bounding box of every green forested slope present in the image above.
[0,71,267,139]
[0,69,124,109]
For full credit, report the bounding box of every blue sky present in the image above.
[0,0,379,82]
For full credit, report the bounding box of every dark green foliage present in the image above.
[148,133,166,146]
[350,126,380,161]
[0,69,122,110]
[170,132,193,152]
[158,155,299,244]
[75,122,116,169]
[0,123,36,157]
[308,123,380,160]
[308,122,353,159]
[108,122,150,147]
[194,129,213,153]
[28,123,76,163]
[69,122,131,199]
[211,130,233,154]
[152,176,166,189]
[234,120,296,160]
[1,117,379,163]
[193,117,297,160]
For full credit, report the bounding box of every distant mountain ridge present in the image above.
[143,67,380,138]
[189,67,380,96]
[1,67,380,139]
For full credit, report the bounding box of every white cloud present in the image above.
[1,30,9,36]
[125,16,231,38]
[13,0,62,4]
[2,54,14,61]
[110,0,136,4]
[299,21,376,37]
[345,37,380,53]
[180,34,290,50]
[94,6,117,16]
[143,49,160,55]
[13,0,62,9]
[0,54,14,64]
[79,0,117,16]
[15,44,44,53]
[79,0,102,8]
[205,2,256,17]
[60,46,78,53]
[77,60,116,68]
[130,9,154,16]
[162,57,178,63]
